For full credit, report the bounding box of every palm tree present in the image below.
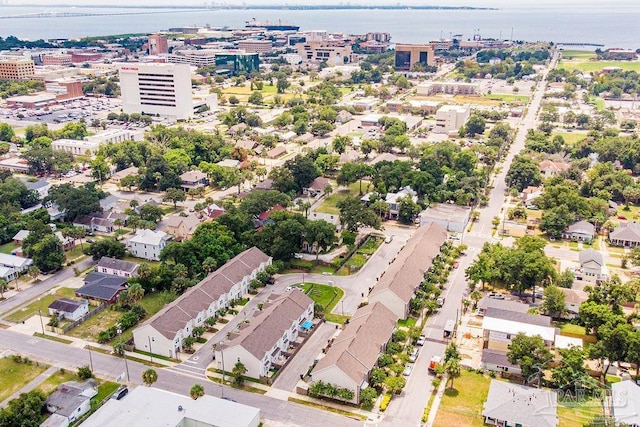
[232,361,247,386]
[27,266,40,282]
[445,357,461,389]
[202,257,217,274]
[0,278,6,299]
[127,283,145,304]
[190,384,205,400]
[142,369,158,386]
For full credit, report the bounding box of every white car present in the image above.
[403,364,414,376]
[409,348,419,363]
[416,335,426,346]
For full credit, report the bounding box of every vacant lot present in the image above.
[316,181,370,215]
[434,369,491,427]
[0,358,47,402]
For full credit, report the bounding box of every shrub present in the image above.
[77,365,93,380]
[380,393,392,412]
[47,315,59,327]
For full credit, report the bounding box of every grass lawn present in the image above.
[138,292,167,316]
[483,93,530,103]
[6,287,77,323]
[558,323,586,335]
[0,241,18,254]
[398,317,417,329]
[560,50,597,60]
[616,205,640,221]
[559,60,640,72]
[316,181,370,215]
[557,397,603,427]
[552,131,587,146]
[302,283,344,313]
[122,255,161,269]
[588,95,606,112]
[65,244,87,261]
[90,381,120,410]
[0,358,47,402]
[37,369,78,395]
[67,307,122,341]
[433,369,491,427]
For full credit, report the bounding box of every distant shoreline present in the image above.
[0,4,497,11]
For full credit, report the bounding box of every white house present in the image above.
[47,298,89,321]
[213,289,314,379]
[311,302,397,404]
[0,253,32,275]
[95,257,139,278]
[132,247,271,358]
[612,380,640,427]
[577,248,605,282]
[127,229,171,261]
[483,380,558,427]
[45,380,98,425]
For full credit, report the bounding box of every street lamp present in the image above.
[116,325,130,383]
[213,342,225,398]
[37,309,45,335]
[147,336,154,363]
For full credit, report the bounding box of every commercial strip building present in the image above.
[394,43,435,70]
[419,203,472,233]
[213,289,314,380]
[416,81,480,96]
[0,57,35,80]
[368,222,448,319]
[311,302,397,404]
[132,247,271,358]
[84,386,260,427]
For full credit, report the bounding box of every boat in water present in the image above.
[245,18,299,31]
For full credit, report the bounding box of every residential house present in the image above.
[302,176,330,197]
[577,248,605,282]
[216,159,241,169]
[95,256,139,278]
[361,185,418,220]
[84,387,261,427]
[539,160,571,178]
[132,247,271,358]
[609,222,640,247]
[99,195,120,212]
[311,302,397,404]
[213,290,314,379]
[45,380,98,425]
[563,220,595,242]
[0,253,32,275]
[481,349,522,375]
[179,170,208,190]
[481,307,556,374]
[419,203,472,233]
[476,297,529,317]
[521,185,543,206]
[12,230,75,251]
[127,229,171,261]
[335,110,353,124]
[48,298,89,321]
[559,288,588,317]
[254,179,273,191]
[254,205,285,229]
[267,146,286,159]
[73,211,127,234]
[109,166,139,186]
[76,272,128,304]
[201,203,225,220]
[235,139,258,151]
[19,177,50,199]
[158,214,202,241]
[612,380,640,427]
[369,222,447,319]
[482,380,558,427]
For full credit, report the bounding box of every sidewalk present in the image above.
[0,365,57,408]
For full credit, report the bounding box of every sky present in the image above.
[1,0,622,6]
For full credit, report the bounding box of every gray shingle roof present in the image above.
[484,307,552,327]
[96,256,139,274]
[477,297,529,314]
[481,349,519,370]
[48,298,85,313]
[610,222,640,244]
[483,380,558,427]
[76,273,127,300]
[578,248,603,267]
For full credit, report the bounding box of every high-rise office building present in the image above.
[394,44,435,71]
[148,34,169,55]
[118,63,193,120]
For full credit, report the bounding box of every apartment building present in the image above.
[237,39,273,55]
[119,63,194,120]
[417,81,480,96]
[0,57,35,80]
[42,54,73,66]
[148,34,169,55]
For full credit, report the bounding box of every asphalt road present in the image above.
[0,328,362,427]
[380,52,560,426]
[0,256,95,320]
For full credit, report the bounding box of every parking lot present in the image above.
[1,97,121,125]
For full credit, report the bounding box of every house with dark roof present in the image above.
[481,349,522,375]
[95,256,139,278]
[132,247,271,358]
[476,297,529,317]
[609,222,640,247]
[368,222,447,319]
[563,220,595,242]
[45,380,98,425]
[311,302,397,404]
[213,290,314,379]
[48,298,89,321]
[75,272,128,304]
[483,380,558,427]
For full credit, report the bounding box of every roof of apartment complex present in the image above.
[225,290,313,359]
[313,302,397,385]
[141,247,270,340]
[369,222,447,303]
[483,380,558,427]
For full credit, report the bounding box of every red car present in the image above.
[453,261,459,269]
[618,215,628,220]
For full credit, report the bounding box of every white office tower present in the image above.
[118,63,193,120]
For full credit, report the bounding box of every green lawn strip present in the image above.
[483,93,530,103]
[560,50,597,60]
[0,357,47,402]
[288,397,367,421]
[433,369,491,427]
[316,181,370,215]
[325,314,350,324]
[90,381,120,411]
[551,131,587,146]
[6,287,77,323]
[34,332,73,344]
[558,323,587,335]
[557,397,603,427]
[0,242,18,254]
[86,345,165,368]
[559,60,640,72]
[398,317,417,329]
[137,292,167,315]
[36,369,78,395]
[132,349,174,362]
[206,376,266,394]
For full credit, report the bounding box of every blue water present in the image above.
[0,2,638,48]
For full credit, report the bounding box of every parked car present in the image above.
[453,261,459,269]
[416,335,426,346]
[437,297,445,307]
[112,386,128,400]
[403,364,414,376]
[409,347,419,363]
[488,293,505,300]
